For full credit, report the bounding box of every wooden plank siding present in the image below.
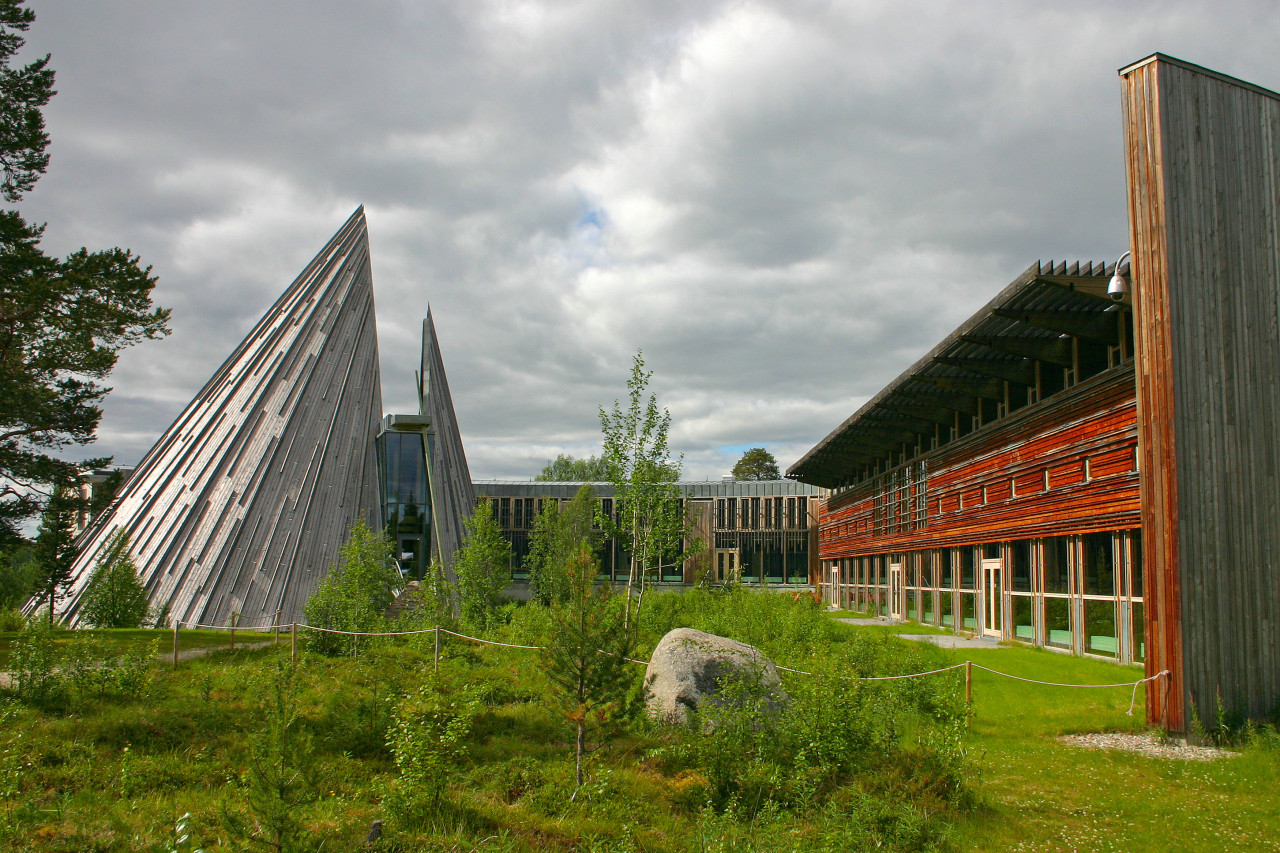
[1121,55,1280,731]
[818,366,1139,559]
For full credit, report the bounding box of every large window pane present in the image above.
[940,591,955,627]
[1132,602,1146,662]
[1012,595,1034,640]
[960,548,976,588]
[941,549,954,588]
[1045,597,1071,648]
[1130,530,1144,598]
[923,589,936,624]
[1043,537,1071,594]
[960,593,977,629]
[1085,599,1117,657]
[1010,540,1033,592]
[1083,532,1115,596]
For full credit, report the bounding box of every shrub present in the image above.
[453,498,512,631]
[385,678,480,827]
[79,530,151,628]
[303,517,401,656]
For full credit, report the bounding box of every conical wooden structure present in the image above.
[60,208,383,628]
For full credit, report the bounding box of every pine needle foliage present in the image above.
[541,545,633,787]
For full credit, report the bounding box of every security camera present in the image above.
[1107,272,1128,301]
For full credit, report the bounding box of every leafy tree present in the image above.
[0,1,170,540]
[599,351,690,631]
[78,530,149,628]
[303,517,400,656]
[0,539,37,610]
[731,447,781,481]
[541,545,633,787]
[535,453,614,482]
[525,484,599,605]
[452,498,511,629]
[32,485,75,625]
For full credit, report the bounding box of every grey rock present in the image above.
[643,627,788,726]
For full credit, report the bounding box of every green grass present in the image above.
[0,626,282,668]
[0,599,1277,851]
[834,621,1280,852]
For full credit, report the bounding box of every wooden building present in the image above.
[791,55,1280,732]
[789,261,1146,663]
[473,479,822,592]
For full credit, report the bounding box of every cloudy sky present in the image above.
[18,0,1279,481]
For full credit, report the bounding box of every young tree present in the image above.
[0,1,170,540]
[731,447,781,481]
[535,453,614,482]
[541,545,633,787]
[78,530,149,628]
[452,498,511,630]
[599,351,689,631]
[33,486,75,626]
[303,517,400,655]
[525,484,599,605]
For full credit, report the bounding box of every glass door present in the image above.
[889,561,904,619]
[982,558,1003,637]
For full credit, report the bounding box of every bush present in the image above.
[303,518,401,656]
[79,531,151,628]
[385,678,480,827]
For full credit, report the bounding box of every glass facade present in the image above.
[376,429,432,579]
[823,530,1145,664]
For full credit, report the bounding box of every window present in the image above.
[1009,540,1033,592]
[1082,533,1115,596]
[1043,537,1070,594]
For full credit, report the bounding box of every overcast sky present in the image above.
[17,1,1279,481]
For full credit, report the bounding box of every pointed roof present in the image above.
[420,307,476,577]
[60,208,384,627]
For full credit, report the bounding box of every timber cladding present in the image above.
[1121,55,1280,731]
[818,366,1139,558]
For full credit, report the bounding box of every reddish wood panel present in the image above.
[817,367,1139,557]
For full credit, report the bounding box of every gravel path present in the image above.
[1059,732,1237,761]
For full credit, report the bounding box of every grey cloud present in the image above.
[15,0,1279,483]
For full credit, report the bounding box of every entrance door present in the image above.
[982,558,1003,637]
[715,550,739,584]
[829,565,840,608]
[889,562,904,619]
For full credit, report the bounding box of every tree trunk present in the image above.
[575,719,585,787]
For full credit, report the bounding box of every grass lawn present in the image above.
[1,601,1276,851]
[833,619,1280,852]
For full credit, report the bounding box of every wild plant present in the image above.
[221,661,319,852]
[385,677,480,828]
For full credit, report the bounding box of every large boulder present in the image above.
[644,627,788,726]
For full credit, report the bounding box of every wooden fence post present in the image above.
[291,622,297,666]
[172,620,180,668]
[352,632,358,658]
[434,626,440,674]
[274,610,281,646]
[230,612,238,651]
[965,660,973,705]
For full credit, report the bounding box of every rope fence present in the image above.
[166,619,1169,714]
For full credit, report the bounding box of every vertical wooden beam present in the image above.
[1121,54,1280,731]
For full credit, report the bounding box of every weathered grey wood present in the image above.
[56,209,384,628]
[1121,54,1280,730]
[420,309,476,581]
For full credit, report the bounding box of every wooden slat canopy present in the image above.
[789,260,1129,489]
